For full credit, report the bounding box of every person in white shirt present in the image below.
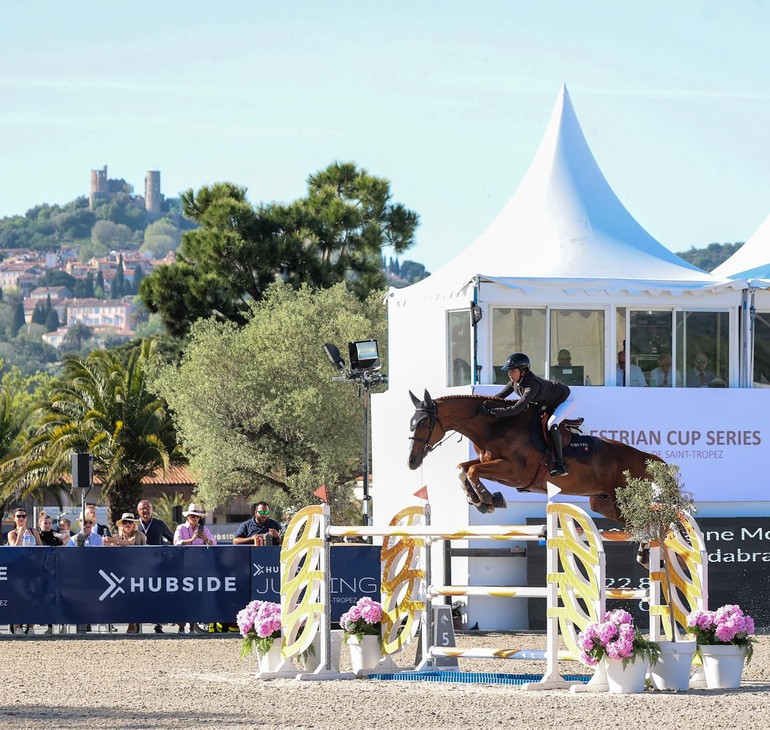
[649,352,679,387]
[616,350,647,387]
[65,520,104,547]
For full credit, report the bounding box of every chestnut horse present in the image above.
[407,390,662,525]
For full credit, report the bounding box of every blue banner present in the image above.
[0,545,381,625]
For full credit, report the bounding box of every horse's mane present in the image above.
[436,394,513,404]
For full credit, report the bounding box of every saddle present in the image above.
[528,406,594,457]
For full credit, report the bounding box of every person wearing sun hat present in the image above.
[107,513,147,547]
[173,503,216,634]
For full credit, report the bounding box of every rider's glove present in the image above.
[479,403,496,416]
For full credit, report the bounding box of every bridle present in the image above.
[409,400,449,459]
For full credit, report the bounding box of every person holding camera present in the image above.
[232,502,281,546]
[173,503,216,634]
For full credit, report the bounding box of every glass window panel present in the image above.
[491,308,546,384]
[549,309,604,386]
[447,310,472,386]
[753,311,770,387]
[629,311,673,387]
[676,311,730,388]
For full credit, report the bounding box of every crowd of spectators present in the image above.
[2,499,285,637]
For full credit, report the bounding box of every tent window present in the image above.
[447,310,472,386]
[628,310,673,387]
[491,307,546,385]
[754,312,770,387]
[676,311,730,388]
[549,309,604,386]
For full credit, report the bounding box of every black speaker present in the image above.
[172,505,183,524]
[71,453,92,489]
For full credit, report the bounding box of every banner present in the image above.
[474,385,766,502]
[0,545,381,625]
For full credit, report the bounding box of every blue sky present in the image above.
[2,1,769,272]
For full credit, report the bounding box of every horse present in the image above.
[407,390,663,526]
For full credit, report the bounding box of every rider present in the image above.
[480,352,575,477]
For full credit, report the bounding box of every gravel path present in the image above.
[1,628,768,729]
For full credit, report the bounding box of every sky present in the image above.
[1,1,769,274]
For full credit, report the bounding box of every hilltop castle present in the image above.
[89,166,164,214]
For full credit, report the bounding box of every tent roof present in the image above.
[712,213,770,284]
[396,85,736,301]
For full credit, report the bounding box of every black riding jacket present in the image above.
[490,370,570,418]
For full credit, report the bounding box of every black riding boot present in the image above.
[549,425,568,477]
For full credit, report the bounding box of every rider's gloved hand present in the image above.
[478,403,496,416]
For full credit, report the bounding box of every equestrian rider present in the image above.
[479,352,575,477]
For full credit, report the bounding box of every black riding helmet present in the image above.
[500,352,531,372]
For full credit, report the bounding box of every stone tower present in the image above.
[145,170,162,213]
[89,165,108,210]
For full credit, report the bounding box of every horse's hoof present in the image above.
[475,503,493,514]
[492,492,507,509]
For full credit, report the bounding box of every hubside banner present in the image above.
[0,545,380,625]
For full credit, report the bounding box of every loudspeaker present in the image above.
[71,453,92,489]
[172,505,183,524]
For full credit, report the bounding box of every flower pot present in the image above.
[347,634,382,675]
[604,657,649,694]
[303,630,343,672]
[699,644,746,689]
[257,640,283,674]
[649,640,696,691]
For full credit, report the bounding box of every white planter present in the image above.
[649,640,696,691]
[699,644,746,689]
[604,657,649,694]
[257,640,284,674]
[347,634,382,675]
[303,630,343,672]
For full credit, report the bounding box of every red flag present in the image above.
[313,484,328,503]
[413,485,429,501]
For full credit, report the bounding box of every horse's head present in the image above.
[407,389,446,470]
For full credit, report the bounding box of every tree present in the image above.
[31,301,48,326]
[37,270,77,290]
[153,282,386,515]
[133,264,145,291]
[45,307,60,332]
[141,218,181,257]
[91,220,133,248]
[111,256,125,299]
[140,162,418,338]
[16,341,183,523]
[61,323,93,352]
[95,270,105,298]
[11,301,25,336]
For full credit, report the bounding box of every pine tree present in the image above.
[133,264,144,291]
[31,301,47,326]
[45,307,60,332]
[84,271,95,298]
[95,270,105,299]
[11,300,25,335]
[111,256,125,299]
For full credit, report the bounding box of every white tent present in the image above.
[373,86,749,631]
[713,213,770,282]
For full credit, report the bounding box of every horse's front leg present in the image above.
[457,459,484,508]
[465,460,508,513]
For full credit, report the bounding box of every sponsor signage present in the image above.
[0,545,380,625]
[526,517,770,629]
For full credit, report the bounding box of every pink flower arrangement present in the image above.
[339,596,383,643]
[686,605,756,663]
[577,609,661,668]
[236,600,281,658]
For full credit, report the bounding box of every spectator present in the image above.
[174,503,216,634]
[232,502,282,546]
[106,513,146,634]
[57,518,72,544]
[7,508,42,546]
[38,513,64,547]
[136,499,174,634]
[83,504,111,538]
[686,351,716,388]
[38,512,65,635]
[649,353,677,387]
[107,513,147,547]
[616,350,647,387]
[554,349,572,367]
[65,520,103,547]
[7,507,41,635]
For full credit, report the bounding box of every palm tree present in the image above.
[19,340,183,523]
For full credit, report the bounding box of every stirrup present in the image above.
[549,461,568,477]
